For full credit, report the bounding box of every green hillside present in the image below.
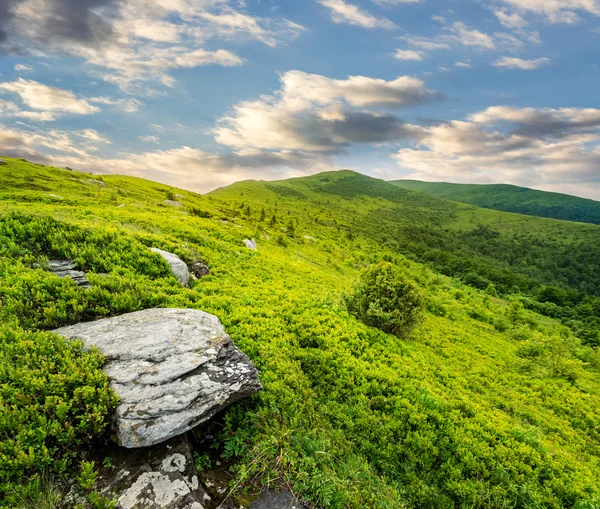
[1,157,600,508]
[390,180,600,225]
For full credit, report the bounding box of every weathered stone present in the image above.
[189,261,210,280]
[250,491,300,509]
[243,239,257,251]
[164,200,184,208]
[53,308,262,448]
[88,178,106,187]
[0,158,6,165]
[151,248,190,286]
[47,260,91,288]
[98,434,209,509]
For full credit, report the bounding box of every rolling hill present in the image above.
[390,180,600,225]
[1,157,599,509]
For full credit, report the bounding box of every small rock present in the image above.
[53,308,262,448]
[303,236,316,242]
[243,239,257,251]
[65,166,74,171]
[189,261,210,279]
[46,193,64,200]
[250,491,300,509]
[47,260,91,288]
[98,434,208,509]
[88,178,106,187]
[151,248,190,286]
[175,194,185,200]
[0,158,6,166]
[164,200,184,208]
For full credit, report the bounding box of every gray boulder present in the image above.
[88,178,106,187]
[164,200,184,208]
[189,261,210,280]
[243,239,257,251]
[47,260,91,288]
[151,248,190,286]
[53,308,262,448]
[0,158,6,165]
[98,434,209,509]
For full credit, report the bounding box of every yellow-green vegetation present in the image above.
[390,180,600,226]
[0,156,599,508]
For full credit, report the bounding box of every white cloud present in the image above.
[4,0,305,93]
[14,64,34,72]
[394,49,424,60]
[494,56,551,69]
[318,0,397,29]
[400,35,451,50]
[455,61,472,68]
[494,9,529,29]
[394,106,600,199]
[0,79,99,120]
[213,71,437,157]
[500,0,600,24]
[446,22,496,49]
[90,96,143,113]
[140,135,160,144]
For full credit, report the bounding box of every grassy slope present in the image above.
[1,158,599,508]
[390,179,600,225]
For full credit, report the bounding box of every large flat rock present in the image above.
[54,308,261,448]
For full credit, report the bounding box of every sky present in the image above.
[0,0,599,199]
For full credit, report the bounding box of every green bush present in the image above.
[0,326,118,505]
[344,262,424,338]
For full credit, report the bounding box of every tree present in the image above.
[344,262,424,338]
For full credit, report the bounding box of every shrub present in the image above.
[0,326,118,505]
[344,262,424,338]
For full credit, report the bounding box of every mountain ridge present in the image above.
[390,179,600,225]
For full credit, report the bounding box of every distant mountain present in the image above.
[389,180,600,225]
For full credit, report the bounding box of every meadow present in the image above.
[1,157,599,508]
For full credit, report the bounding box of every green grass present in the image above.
[0,157,599,508]
[390,179,600,225]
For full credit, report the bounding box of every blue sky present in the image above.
[1,0,599,199]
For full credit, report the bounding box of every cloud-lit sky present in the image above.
[1,0,599,199]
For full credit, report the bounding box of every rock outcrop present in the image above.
[53,308,262,448]
[243,239,257,251]
[47,260,91,288]
[151,248,190,286]
[189,261,210,279]
[0,158,6,165]
[88,178,106,187]
[98,434,209,509]
[164,200,184,208]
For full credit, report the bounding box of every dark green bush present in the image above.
[344,262,424,338]
[0,326,118,505]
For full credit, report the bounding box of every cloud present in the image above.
[400,35,451,50]
[0,79,99,119]
[1,0,305,92]
[14,64,34,72]
[394,106,600,199]
[213,70,439,154]
[394,49,424,60]
[493,56,551,69]
[494,9,529,29]
[445,22,496,49]
[318,0,397,29]
[140,135,160,144]
[90,96,142,113]
[455,61,472,68]
[500,0,600,24]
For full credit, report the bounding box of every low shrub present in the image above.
[344,262,424,338]
[0,326,118,506]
